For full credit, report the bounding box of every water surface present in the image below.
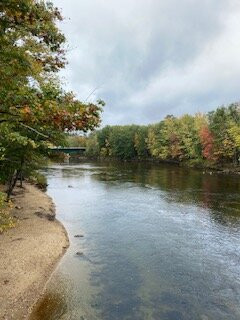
[30,162,240,320]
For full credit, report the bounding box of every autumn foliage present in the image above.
[86,104,240,166]
[0,0,103,197]
[199,127,214,160]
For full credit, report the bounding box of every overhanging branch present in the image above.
[20,123,49,138]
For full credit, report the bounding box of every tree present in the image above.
[86,133,100,158]
[97,126,112,157]
[108,126,137,160]
[82,103,240,167]
[199,126,214,161]
[0,1,103,197]
[134,126,149,158]
[148,116,182,161]
[67,135,87,147]
[147,122,169,160]
[178,114,202,160]
[208,106,239,163]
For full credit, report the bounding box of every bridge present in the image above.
[49,147,86,154]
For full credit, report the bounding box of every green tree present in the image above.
[134,126,149,158]
[108,126,137,160]
[97,126,112,157]
[178,114,202,160]
[208,106,238,163]
[67,135,87,147]
[0,1,103,197]
[86,133,100,158]
[147,122,169,160]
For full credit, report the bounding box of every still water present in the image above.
[30,162,240,320]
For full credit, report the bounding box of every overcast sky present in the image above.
[54,0,240,126]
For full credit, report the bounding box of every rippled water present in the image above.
[30,162,240,320]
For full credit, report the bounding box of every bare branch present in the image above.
[20,123,49,138]
[84,85,103,103]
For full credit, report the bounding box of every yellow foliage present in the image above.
[228,123,240,148]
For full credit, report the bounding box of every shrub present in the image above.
[29,172,48,191]
[0,192,15,233]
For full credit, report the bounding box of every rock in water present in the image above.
[76,251,84,256]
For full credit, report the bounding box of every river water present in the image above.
[30,162,240,320]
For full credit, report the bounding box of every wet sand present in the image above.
[0,184,69,320]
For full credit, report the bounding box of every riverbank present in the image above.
[67,156,240,176]
[0,183,69,320]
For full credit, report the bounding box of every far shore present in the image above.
[58,155,240,176]
[0,183,69,320]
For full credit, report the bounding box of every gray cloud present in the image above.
[54,0,240,125]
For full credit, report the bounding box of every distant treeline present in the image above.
[70,103,240,166]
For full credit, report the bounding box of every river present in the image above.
[30,162,240,320]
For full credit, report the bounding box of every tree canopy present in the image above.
[86,104,240,166]
[0,0,103,197]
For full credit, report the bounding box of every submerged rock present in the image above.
[76,251,84,256]
[74,234,84,238]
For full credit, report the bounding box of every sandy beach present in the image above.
[0,184,69,320]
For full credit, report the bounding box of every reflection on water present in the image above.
[31,287,68,320]
[30,162,240,320]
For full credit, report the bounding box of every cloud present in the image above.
[54,0,240,125]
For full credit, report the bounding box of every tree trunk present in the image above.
[19,157,24,188]
[7,169,20,200]
[19,171,23,188]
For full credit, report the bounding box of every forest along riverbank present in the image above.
[0,184,69,320]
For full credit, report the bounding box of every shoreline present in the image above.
[0,183,69,320]
[66,156,240,176]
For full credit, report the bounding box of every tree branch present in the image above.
[0,111,19,116]
[20,123,49,138]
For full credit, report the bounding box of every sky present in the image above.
[54,0,240,126]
